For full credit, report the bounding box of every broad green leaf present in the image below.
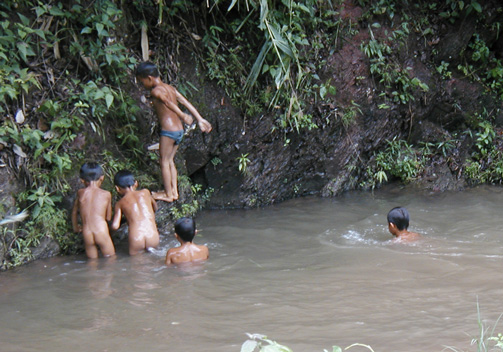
[33,29,46,40]
[18,13,30,26]
[94,89,105,100]
[96,23,105,36]
[49,6,66,17]
[245,41,272,94]
[240,340,258,352]
[320,85,327,99]
[105,93,114,108]
[472,2,482,12]
[81,26,92,34]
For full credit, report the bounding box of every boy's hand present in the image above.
[181,113,194,125]
[73,225,82,233]
[198,119,212,133]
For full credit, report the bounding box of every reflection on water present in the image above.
[1,185,503,351]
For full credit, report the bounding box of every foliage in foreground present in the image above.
[241,303,503,352]
[240,333,375,352]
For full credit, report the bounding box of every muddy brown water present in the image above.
[1,185,503,352]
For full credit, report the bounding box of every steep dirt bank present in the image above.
[176,1,503,207]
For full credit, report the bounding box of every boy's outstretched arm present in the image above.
[111,204,122,231]
[175,90,212,133]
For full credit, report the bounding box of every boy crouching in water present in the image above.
[72,162,115,258]
[387,206,420,242]
[166,217,209,265]
[111,170,159,255]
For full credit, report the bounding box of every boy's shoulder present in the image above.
[78,186,110,197]
[137,188,153,198]
[151,82,176,96]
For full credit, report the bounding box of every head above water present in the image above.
[80,162,103,182]
[174,217,196,243]
[114,170,136,189]
[135,61,159,79]
[387,207,410,231]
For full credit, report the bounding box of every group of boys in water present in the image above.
[71,62,418,263]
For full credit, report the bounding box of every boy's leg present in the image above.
[170,155,178,199]
[96,234,116,257]
[153,136,179,202]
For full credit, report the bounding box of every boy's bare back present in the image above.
[394,230,421,243]
[72,185,115,258]
[112,189,159,255]
[151,83,192,130]
[165,242,209,265]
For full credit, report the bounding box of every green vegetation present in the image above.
[0,0,151,268]
[444,301,503,352]
[237,153,251,175]
[464,119,503,185]
[169,177,214,219]
[200,0,344,131]
[360,23,429,109]
[361,138,425,190]
[2,0,503,267]
[458,33,503,100]
[242,304,503,352]
[240,333,375,352]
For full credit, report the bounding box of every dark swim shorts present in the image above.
[160,129,184,145]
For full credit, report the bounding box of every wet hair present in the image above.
[80,162,103,182]
[114,170,136,189]
[174,217,196,242]
[387,207,410,231]
[135,61,159,78]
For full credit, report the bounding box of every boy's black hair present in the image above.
[387,207,410,231]
[80,162,103,182]
[114,170,136,189]
[174,217,196,243]
[135,61,159,78]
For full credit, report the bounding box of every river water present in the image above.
[1,185,503,352]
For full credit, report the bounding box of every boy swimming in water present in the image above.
[72,162,115,259]
[166,217,209,265]
[387,206,420,242]
[111,170,160,255]
[135,62,212,203]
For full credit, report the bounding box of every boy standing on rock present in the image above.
[135,62,212,202]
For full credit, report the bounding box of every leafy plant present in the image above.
[0,0,146,267]
[241,333,293,352]
[237,153,251,174]
[201,0,342,132]
[362,138,424,189]
[169,179,213,219]
[444,300,503,352]
[361,24,429,107]
[240,333,375,352]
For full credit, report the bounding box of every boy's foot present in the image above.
[152,191,174,202]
